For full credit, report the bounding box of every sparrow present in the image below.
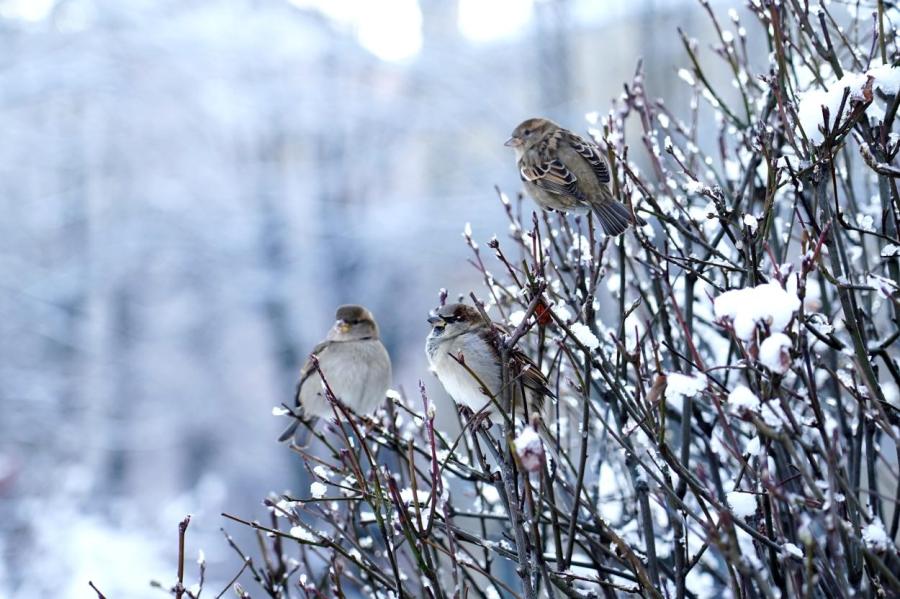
[278,305,392,442]
[425,303,550,423]
[505,117,644,236]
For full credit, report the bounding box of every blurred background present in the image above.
[0,0,712,595]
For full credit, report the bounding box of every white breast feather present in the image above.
[300,340,390,418]
[428,333,501,413]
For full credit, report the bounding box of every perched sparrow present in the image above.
[505,117,644,236]
[425,303,550,422]
[278,305,392,442]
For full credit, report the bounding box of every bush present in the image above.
[138,1,900,597]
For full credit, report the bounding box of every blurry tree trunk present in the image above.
[316,48,360,306]
[81,97,114,503]
[97,111,140,499]
[182,263,221,482]
[105,284,135,497]
[58,98,88,452]
[535,0,572,119]
[256,125,300,390]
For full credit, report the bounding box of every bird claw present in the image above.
[360,414,378,432]
[457,404,491,430]
[460,407,493,432]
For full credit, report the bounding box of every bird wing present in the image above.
[486,321,551,395]
[480,321,553,419]
[560,130,611,184]
[513,349,552,395]
[278,340,333,442]
[294,340,333,408]
[519,146,585,201]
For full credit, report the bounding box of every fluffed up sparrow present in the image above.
[505,117,645,236]
[278,305,392,442]
[425,303,550,423]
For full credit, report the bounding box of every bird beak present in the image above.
[427,315,444,326]
[504,137,521,147]
[337,320,351,333]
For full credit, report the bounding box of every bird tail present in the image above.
[277,419,313,448]
[277,418,300,443]
[279,379,313,444]
[277,404,313,446]
[591,202,645,236]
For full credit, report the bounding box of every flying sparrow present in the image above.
[425,303,550,423]
[505,117,644,236]
[278,305,392,442]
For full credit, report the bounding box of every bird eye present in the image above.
[523,128,531,136]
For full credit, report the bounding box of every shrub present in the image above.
[143,1,900,597]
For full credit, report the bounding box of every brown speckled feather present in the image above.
[476,322,551,419]
[560,129,611,183]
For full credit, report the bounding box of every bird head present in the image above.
[330,304,379,340]
[427,303,485,340]
[505,117,558,152]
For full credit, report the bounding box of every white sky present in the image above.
[0,0,54,21]
[288,0,425,62]
[284,0,550,62]
[458,0,533,43]
[288,0,536,61]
